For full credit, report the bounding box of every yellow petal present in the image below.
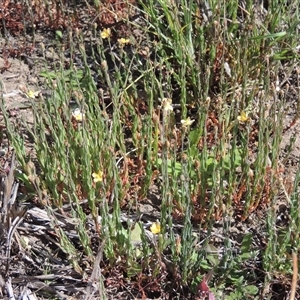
[150,222,161,234]
[117,38,130,45]
[27,90,41,99]
[181,117,194,127]
[237,111,249,122]
[101,28,111,39]
[92,171,103,183]
[72,108,85,122]
[161,98,173,112]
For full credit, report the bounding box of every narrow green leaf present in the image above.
[241,233,253,254]
[130,223,142,243]
[249,31,286,40]
[55,30,63,39]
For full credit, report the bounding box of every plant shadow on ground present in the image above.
[1,0,300,299]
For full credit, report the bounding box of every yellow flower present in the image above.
[237,111,249,123]
[26,90,41,99]
[161,98,173,113]
[150,222,161,234]
[181,117,194,127]
[101,28,111,39]
[117,38,130,46]
[92,170,103,183]
[72,108,85,122]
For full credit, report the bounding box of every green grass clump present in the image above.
[1,0,300,298]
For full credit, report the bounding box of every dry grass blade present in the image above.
[1,150,16,215]
[5,209,26,272]
[290,252,298,300]
[0,150,22,261]
[84,240,106,300]
[0,150,29,297]
[5,277,15,300]
[19,288,38,300]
